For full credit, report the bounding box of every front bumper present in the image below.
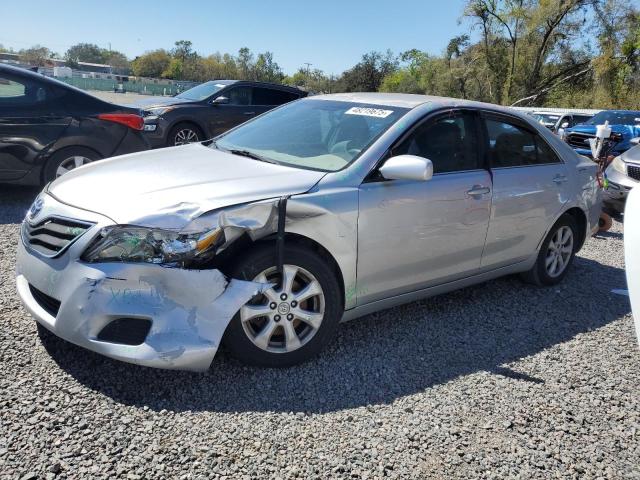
[603,167,638,214]
[15,194,265,371]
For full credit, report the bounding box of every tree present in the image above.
[253,52,284,82]
[65,43,105,66]
[103,51,130,74]
[336,51,398,92]
[131,49,172,78]
[20,45,52,66]
[162,58,184,79]
[237,47,255,80]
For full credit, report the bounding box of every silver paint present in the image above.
[16,94,601,370]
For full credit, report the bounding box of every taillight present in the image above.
[97,113,144,131]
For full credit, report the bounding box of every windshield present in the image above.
[215,99,409,172]
[585,111,640,126]
[532,113,560,124]
[175,81,228,101]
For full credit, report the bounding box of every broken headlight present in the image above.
[81,226,223,265]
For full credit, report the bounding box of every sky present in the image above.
[0,0,472,75]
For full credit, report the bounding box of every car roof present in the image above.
[310,92,528,115]
[224,79,304,93]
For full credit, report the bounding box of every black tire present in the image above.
[167,122,204,147]
[43,146,100,183]
[521,214,578,286]
[223,243,342,367]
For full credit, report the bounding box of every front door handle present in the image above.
[553,174,568,184]
[243,111,256,115]
[467,185,491,197]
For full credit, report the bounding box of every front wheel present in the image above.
[521,214,578,286]
[168,123,203,147]
[223,244,342,367]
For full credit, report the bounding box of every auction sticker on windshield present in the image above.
[345,107,394,118]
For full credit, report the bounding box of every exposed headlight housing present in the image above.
[81,226,223,265]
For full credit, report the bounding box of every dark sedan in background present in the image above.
[134,80,307,147]
[0,65,149,185]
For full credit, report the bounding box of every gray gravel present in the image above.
[1,185,639,479]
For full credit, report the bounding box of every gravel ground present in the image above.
[0,185,638,479]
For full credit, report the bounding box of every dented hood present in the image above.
[48,143,326,229]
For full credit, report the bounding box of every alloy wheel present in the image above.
[240,264,325,353]
[55,155,92,177]
[173,128,199,145]
[545,226,573,278]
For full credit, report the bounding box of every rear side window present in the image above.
[0,75,47,106]
[485,118,560,168]
[394,111,480,174]
[252,87,299,106]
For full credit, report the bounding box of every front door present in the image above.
[208,86,255,136]
[0,73,69,181]
[357,110,492,305]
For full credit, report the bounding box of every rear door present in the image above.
[480,113,571,269]
[0,73,70,181]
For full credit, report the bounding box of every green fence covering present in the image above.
[58,77,191,96]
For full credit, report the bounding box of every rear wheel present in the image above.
[223,244,342,367]
[521,214,578,286]
[43,147,100,183]
[168,122,203,146]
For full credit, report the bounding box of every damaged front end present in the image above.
[16,190,352,371]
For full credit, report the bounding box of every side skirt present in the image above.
[341,257,535,323]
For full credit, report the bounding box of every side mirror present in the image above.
[561,122,569,129]
[379,155,433,181]
[631,137,640,146]
[212,96,229,105]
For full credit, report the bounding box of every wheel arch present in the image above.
[41,145,102,184]
[216,232,346,311]
[537,205,588,253]
[563,206,588,251]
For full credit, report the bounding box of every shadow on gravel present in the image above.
[0,185,40,224]
[38,256,630,414]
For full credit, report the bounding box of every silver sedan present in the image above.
[16,93,601,370]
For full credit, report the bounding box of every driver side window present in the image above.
[393,111,480,174]
[225,87,252,106]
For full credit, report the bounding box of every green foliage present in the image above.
[379,0,639,108]
[64,43,105,67]
[131,50,172,78]
[19,45,52,66]
[335,51,398,92]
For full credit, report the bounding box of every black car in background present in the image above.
[134,80,307,147]
[0,65,148,185]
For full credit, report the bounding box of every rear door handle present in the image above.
[243,111,256,115]
[553,175,568,184]
[467,185,491,197]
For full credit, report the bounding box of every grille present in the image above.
[28,284,61,317]
[22,216,94,257]
[628,165,640,181]
[566,132,594,149]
